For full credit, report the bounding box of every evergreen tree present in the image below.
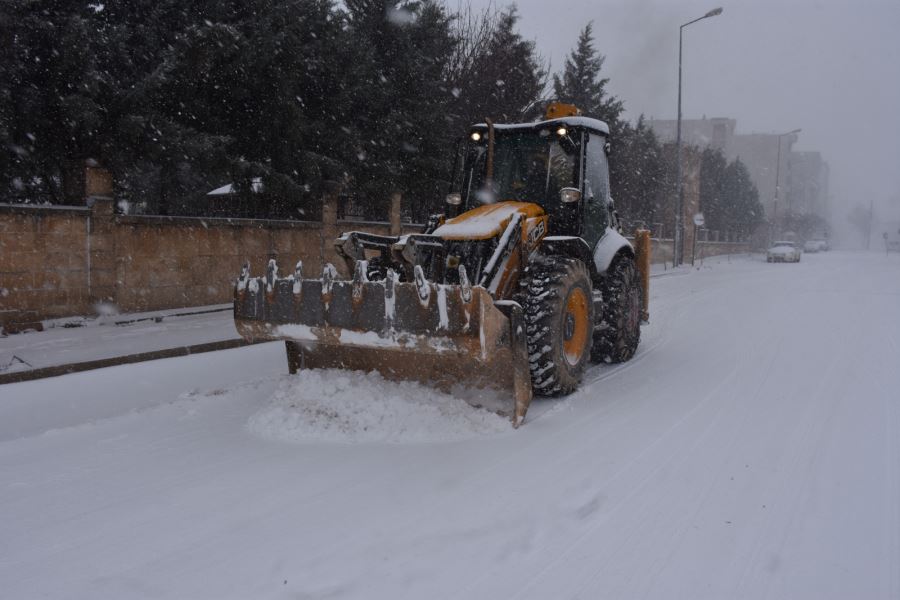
[701,148,762,238]
[0,1,103,203]
[612,116,665,229]
[699,146,728,233]
[722,158,763,237]
[553,22,623,130]
[337,0,456,216]
[93,0,342,216]
[448,6,546,127]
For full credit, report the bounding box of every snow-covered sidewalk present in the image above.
[0,304,241,377]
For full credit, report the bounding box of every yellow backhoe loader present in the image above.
[234,103,650,426]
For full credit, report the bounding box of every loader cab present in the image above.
[449,117,612,245]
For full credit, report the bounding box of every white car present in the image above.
[803,240,819,253]
[767,241,802,263]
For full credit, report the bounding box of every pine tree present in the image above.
[700,149,762,238]
[337,0,456,215]
[553,23,623,130]
[0,1,103,204]
[92,0,343,217]
[106,2,244,212]
[613,116,665,228]
[723,158,763,237]
[700,147,729,233]
[449,7,546,127]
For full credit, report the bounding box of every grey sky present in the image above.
[472,0,900,229]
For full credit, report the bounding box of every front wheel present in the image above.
[593,257,641,363]
[520,256,594,395]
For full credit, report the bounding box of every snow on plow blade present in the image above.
[234,260,533,426]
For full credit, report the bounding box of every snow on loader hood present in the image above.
[431,201,544,240]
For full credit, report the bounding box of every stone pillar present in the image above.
[320,181,343,276]
[634,229,651,322]
[390,192,402,236]
[85,163,114,198]
[87,195,117,307]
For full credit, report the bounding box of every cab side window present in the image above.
[583,133,610,247]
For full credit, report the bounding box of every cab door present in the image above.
[581,132,611,248]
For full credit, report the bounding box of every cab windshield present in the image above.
[464,129,579,211]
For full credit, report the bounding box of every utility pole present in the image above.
[674,7,722,266]
[865,199,874,250]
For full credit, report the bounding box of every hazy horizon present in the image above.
[470,0,900,245]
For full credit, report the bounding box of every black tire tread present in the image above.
[519,256,594,396]
[592,257,641,363]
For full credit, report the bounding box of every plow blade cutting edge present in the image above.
[234,260,533,426]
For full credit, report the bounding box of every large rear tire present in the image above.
[520,256,594,395]
[593,257,641,363]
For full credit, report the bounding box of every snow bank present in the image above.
[247,369,511,444]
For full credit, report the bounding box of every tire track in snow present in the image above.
[741,360,843,599]
[525,274,710,428]
[506,361,744,600]
[880,332,899,600]
[604,329,786,599]
[494,264,799,599]
[360,284,693,599]
[887,393,900,600]
[730,299,859,598]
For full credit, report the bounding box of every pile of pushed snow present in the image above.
[247,369,511,443]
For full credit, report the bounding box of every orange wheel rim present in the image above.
[562,288,589,366]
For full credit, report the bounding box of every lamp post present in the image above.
[772,128,801,240]
[675,7,722,266]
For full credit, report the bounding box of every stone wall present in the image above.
[0,204,93,330]
[0,192,420,330]
[628,236,750,269]
[111,213,324,312]
[696,240,752,261]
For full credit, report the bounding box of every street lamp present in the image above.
[675,7,722,266]
[772,128,801,239]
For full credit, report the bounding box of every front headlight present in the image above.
[560,187,581,204]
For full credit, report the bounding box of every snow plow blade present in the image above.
[234,260,533,426]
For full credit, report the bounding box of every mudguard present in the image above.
[593,227,634,274]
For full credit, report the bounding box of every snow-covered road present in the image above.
[1,252,898,599]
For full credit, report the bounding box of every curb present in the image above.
[0,338,256,385]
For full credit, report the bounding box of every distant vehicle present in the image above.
[767,241,802,263]
[803,240,819,253]
[816,239,829,251]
